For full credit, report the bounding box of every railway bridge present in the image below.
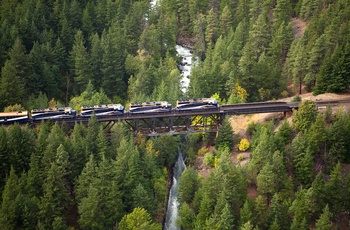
[17,99,350,136]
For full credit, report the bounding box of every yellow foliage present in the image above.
[232,81,248,102]
[239,138,250,151]
[4,104,24,112]
[48,98,57,108]
[197,147,207,156]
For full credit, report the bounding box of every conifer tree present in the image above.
[178,167,200,204]
[177,202,194,230]
[215,118,234,151]
[315,205,332,230]
[292,100,318,133]
[70,30,91,95]
[118,207,161,230]
[0,167,19,229]
[75,154,96,203]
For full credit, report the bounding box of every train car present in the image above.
[175,98,218,111]
[129,101,172,114]
[31,107,76,120]
[80,104,124,117]
[0,111,29,124]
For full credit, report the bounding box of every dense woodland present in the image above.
[1,0,350,229]
[1,0,350,110]
[1,99,350,229]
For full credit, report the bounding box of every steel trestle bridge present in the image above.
[24,99,349,136]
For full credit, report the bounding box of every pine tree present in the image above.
[219,5,233,37]
[240,199,254,227]
[257,163,277,203]
[118,207,161,230]
[178,167,200,204]
[205,9,218,45]
[325,162,344,215]
[0,167,19,229]
[216,118,234,151]
[70,30,92,95]
[292,100,318,133]
[0,126,8,193]
[218,203,235,230]
[75,154,96,203]
[101,22,127,99]
[315,205,332,230]
[177,202,195,230]
[294,149,314,187]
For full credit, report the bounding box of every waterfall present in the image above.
[164,151,186,230]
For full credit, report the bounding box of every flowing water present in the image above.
[164,151,186,230]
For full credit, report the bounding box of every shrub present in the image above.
[197,147,207,156]
[237,154,244,161]
[203,152,215,167]
[291,95,302,102]
[239,138,250,151]
[247,122,256,136]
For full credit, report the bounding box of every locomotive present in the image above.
[129,101,172,114]
[80,104,124,117]
[176,98,218,111]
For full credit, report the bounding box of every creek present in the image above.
[176,45,195,93]
[164,151,186,230]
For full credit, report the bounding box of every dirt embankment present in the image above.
[194,93,350,179]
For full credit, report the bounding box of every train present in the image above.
[0,98,219,124]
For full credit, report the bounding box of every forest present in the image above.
[1,0,350,229]
[1,0,350,110]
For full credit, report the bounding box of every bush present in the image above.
[291,95,302,102]
[237,154,244,161]
[247,122,256,136]
[239,138,250,151]
[203,152,215,167]
[197,147,207,156]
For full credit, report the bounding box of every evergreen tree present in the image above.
[101,22,127,99]
[218,203,235,230]
[0,167,19,229]
[292,100,318,133]
[294,149,314,187]
[177,202,195,230]
[70,30,91,95]
[131,183,154,215]
[205,9,218,45]
[118,207,161,230]
[215,118,234,151]
[0,126,8,193]
[315,205,332,230]
[324,162,344,215]
[219,6,233,37]
[178,167,200,204]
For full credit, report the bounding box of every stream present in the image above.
[164,151,186,230]
[176,45,195,93]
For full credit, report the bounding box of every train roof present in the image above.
[31,107,73,113]
[130,101,170,108]
[0,111,28,117]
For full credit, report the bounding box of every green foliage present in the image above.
[178,167,200,204]
[118,207,161,230]
[292,100,318,133]
[291,95,301,102]
[69,82,113,111]
[315,205,332,230]
[177,202,195,230]
[3,104,25,112]
[216,118,234,151]
[203,152,216,167]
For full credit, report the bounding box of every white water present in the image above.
[164,151,186,230]
[176,45,199,93]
